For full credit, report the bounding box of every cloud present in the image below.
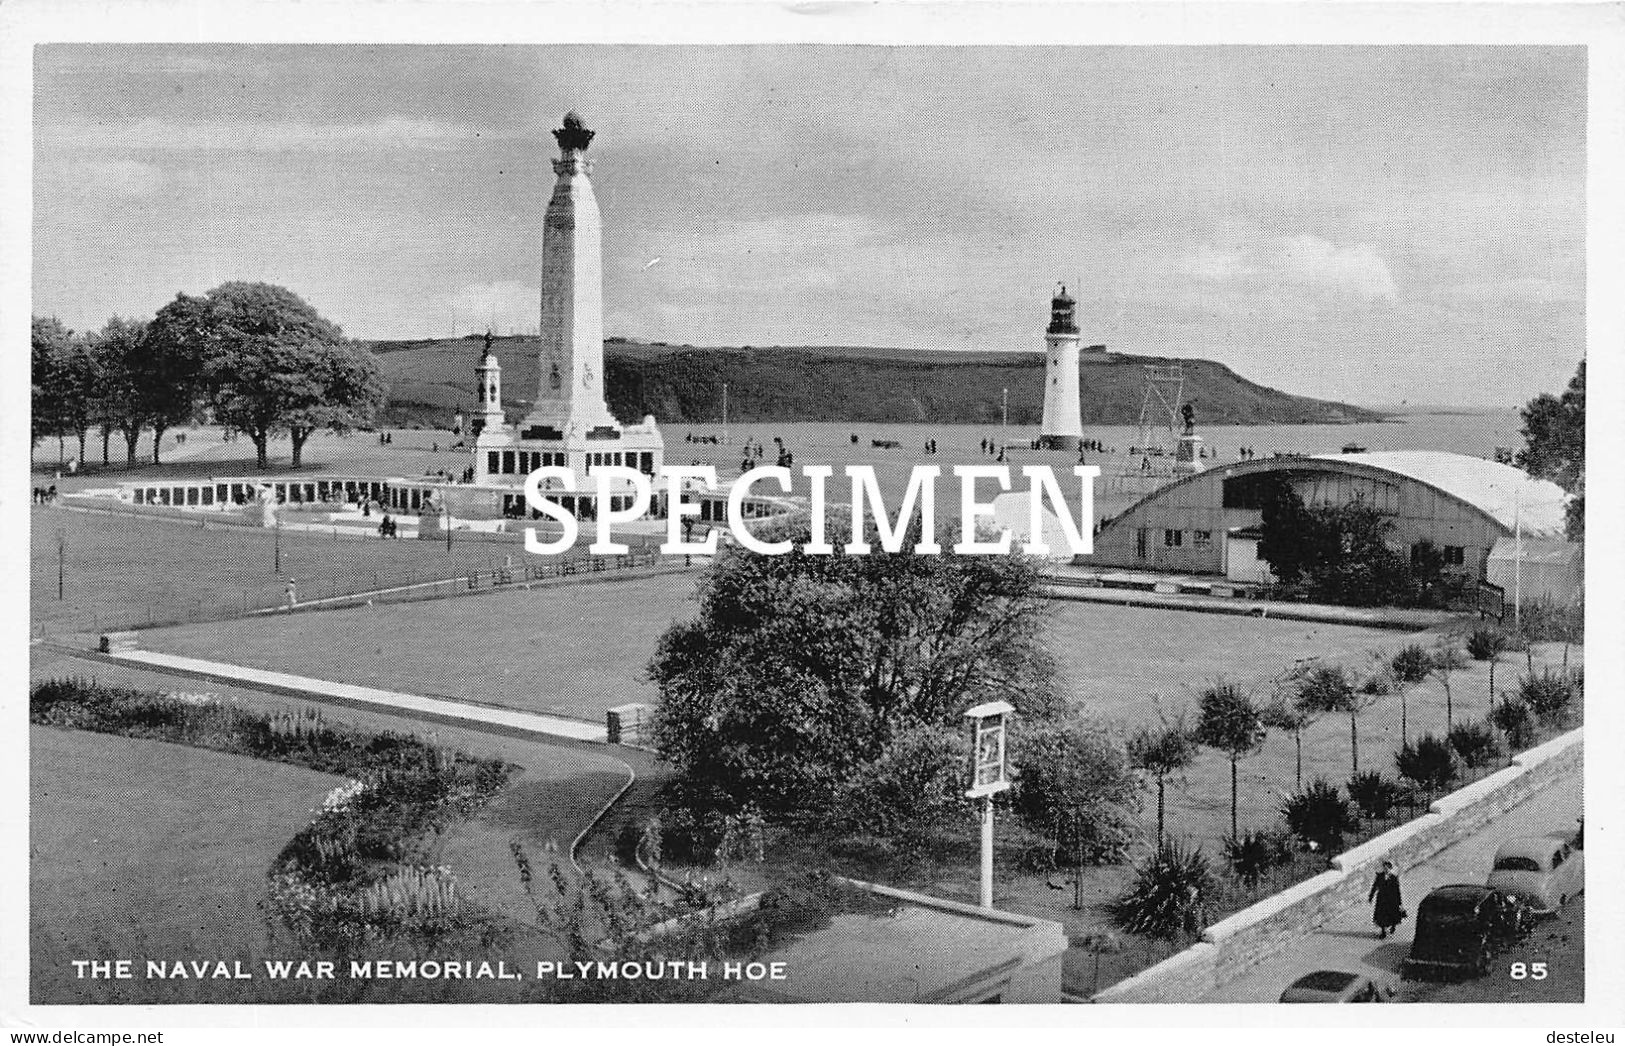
[445,281,537,336]
[1165,232,1398,303]
[42,159,165,201]
[40,116,498,154]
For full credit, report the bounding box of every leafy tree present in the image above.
[1109,840,1215,943]
[1011,715,1142,908]
[1491,696,1535,751]
[31,316,73,454]
[118,297,211,464]
[1517,359,1584,540]
[1518,669,1575,728]
[1395,734,1458,798]
[1447,722,1501,769]
[1281,778,1356,854]
[1194,681,1267,840]
[649,509,1059,819]
[1222,829,1294,889]
[80,316,146,466]
[835,723,968,846]
[1126,717,1198,842]
[173,282,385,468]
[1467,627,1513,706]
[1296,664,1378,775]
[1346,770,1404,821]
[1255,475,1333,585]
[1259,670,1324,791]
[1430,641,1467,728]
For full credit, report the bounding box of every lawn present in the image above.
[30,724,345,1004]
[29,651,643,1002]
[143,573,699,722]
[30,503,581,636]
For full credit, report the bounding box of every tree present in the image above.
[1430,641,1467,729]
[31,316,73,457]
[1259,681,1322,793]
[1012,715,1142,908]
[1281,778,1357,854]
[1388,643,1432,744]
[111,299,208,465]
[1126,717,1198,842]
[649,509,1060,818]
[1296,664,1378,775]
[1194,681,1267,840]
[1517,359,1584,540]
[180,282,385,468]
[84,316,147,466]
[1395,735,1458,799]
[1256,483,1431,607]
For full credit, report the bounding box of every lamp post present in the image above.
[57,527,65,601]
[964,700,1014,910]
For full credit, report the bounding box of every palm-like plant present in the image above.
[1109,840,1215,942]
[1195,681,1268,840]
[1127,717,1199,842]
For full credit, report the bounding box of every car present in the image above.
[1487,835,1584,915]
[1402,884,1529,979]
[1279,970,1393,1003]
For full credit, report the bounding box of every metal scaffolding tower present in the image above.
[1111,363,1186,493]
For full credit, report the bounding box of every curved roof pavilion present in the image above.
[1087,450,1571,580]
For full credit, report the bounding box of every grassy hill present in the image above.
[368,335,1384,428]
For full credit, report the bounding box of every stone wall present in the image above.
[1095,728,1582,1003]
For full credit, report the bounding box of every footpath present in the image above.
[1188,769,1583,1002]
[105,648,606,743]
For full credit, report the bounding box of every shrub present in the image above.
[1346,770,1405,821]
[1108,841,1216,942]
[1520,669,1576,727]
[1466,628,1512,661]
[1281,778,1357,854]
[1491,697,1536,750]
[1396,734,1459,795]
[1389,644,1433,686]
[1222,829,1295,888]
[1447,722,1502,769]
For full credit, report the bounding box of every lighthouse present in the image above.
[1039,285,1083,451]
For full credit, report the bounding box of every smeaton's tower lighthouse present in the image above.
[1038,285,1084,451]
[472,112,663,513]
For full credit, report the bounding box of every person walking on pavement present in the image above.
[1369,860,1405,938]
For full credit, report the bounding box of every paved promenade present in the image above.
[108,648,607,742]
[1188,769,1583,1002]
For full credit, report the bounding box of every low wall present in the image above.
[1095,728,1583,1003]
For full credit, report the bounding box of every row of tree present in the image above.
[31,282,387,471]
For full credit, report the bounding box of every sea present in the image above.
[664,406,1525,522]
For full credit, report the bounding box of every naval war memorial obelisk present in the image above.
[472,112,664,511]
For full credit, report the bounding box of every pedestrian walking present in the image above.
[1368,860,1405,938]
[285,579,298,611]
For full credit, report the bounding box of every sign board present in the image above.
[964,700,1013,798]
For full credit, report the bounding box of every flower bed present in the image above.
[31,678,516,956]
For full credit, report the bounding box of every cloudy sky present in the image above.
[32,45,1584,407]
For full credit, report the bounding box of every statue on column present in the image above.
[1181,402,1196,435]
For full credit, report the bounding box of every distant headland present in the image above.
[367,335,1387,429]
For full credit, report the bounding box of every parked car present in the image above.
[1402,884,1529,979]
[1279,970,1392,1002]
[1487,835,1584,915]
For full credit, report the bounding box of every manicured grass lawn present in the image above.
[29,647,637,939]
[31,503,562,636]
[143,574,699,722]
[30,724,345,1004]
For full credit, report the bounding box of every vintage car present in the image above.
[1487,835,1584,915]
[1279,970,1392,1003]
[1402,884,1529,979]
